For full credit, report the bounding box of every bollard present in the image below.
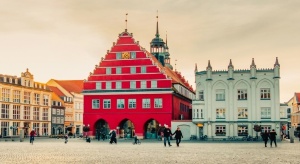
[290,127,294,143]
[20,129,24,142]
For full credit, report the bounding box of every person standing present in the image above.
[64,133,68,144]
[163,125,172,147]
[109,129,117,144]
[261,131,269,147]
[269,129,277,147]
[172,127,183,147]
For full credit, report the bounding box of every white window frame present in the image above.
[117,99,125,109]
[151,81,157,88]
[103,99,111,109]
[23,106,30,120]
[130,81,136,89]
[116,53,121,59]
[130,52,136,59]
[199,90,204,101]
[141,81,146,89]
[154,98,162,108]
[106,68,111,74]
[13,90,21,103]
[96,82,101,90]
[261,107,271,119]
[142,98,150,108]
[116,82,122,89]
[130,67,136,74]
[13,105,20,119]
[141,66,146,73]
[116,67,122,74]
[106,82,112,89]
[92,99,100,109]
[215,125,226,135]
[128,99,136,109]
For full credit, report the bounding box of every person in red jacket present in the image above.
[30,129,36,144]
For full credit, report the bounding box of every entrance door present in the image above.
[199,127,203,137]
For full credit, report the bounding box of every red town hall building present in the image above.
[83,22,195,139]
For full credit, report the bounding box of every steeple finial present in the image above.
[125,13,128,31]
[175,59,177,71]
[195,63,198,72]
[251,58,256,68]
[228,59,233,68]
[206,60,212,70]
[156,10,159,37]
[274,57,280,67]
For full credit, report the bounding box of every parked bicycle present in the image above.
[200,135,208,140]
[132,136,141,145]
[190,135,197,140]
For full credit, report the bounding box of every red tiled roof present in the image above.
[48,86,65,97]
[295,93,300,103]
[54,80,84,94]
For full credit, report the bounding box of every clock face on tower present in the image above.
[122,52,130,59]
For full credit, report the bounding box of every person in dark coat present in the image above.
[163,125,172,147]
[172,127,183,147]
[269,129,277,147]
[109,130,117,144]
[261,131,269,147]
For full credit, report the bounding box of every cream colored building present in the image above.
[47,79,83,135]
[287,93,300,129]
[0,69,52,137]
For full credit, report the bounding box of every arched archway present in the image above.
[118,119,135,139]
[94,119,110,137]
[144,119,162,139]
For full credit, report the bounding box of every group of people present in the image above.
[261,129,277,147]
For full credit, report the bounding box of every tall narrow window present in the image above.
[13,105,20,119]
[116,82,122,89]
[154,98,162,108]
[96,82,101,90]
[24,91,31,104]
[130,81,136,89]
[42,108,48,121]
[142,98,150,108]
[34,93,40,105]
[2,88,10,102]
[92,99,100,109]
[106,82,112,89]
[103,99,111,109]
[199,91,204,101]
[216,89,225,101]
[151,81,157,88]
[117,99,125,109]
[116,53,122,59]
[141,81,147,89]
[128,99,136,109]
[13,90,21,103]
[33,107,40,120]
[200,109,203,119]
[106,68,111,74]
[141,66,146,73]
[1,104,9,119]
[116,67,122,74]
[24,106,30,120]
[43,95,49,106]
[130,52,136,59]
[130,67,136,74]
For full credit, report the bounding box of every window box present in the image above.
[215,132,226,136]
[238,133,248,136]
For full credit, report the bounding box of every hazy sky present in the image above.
[1,0,300,102]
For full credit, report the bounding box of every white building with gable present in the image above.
[192,58,288,140]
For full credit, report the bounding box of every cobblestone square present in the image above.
[0,138,299,164]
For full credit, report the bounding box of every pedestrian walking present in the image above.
[109,129,117,144]
[261,131,269,147]
[163,125,172,147]
[269,129,277,147]
[298,133,300,141]
[29,129,36,144]
[172,127,183,147]
[64,134,68,144]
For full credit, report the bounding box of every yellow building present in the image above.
[46,79,83,135]
[0,69,52,137]
[289,93,300,128]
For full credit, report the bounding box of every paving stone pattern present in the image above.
[0,138,299,164]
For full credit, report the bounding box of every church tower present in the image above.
[150,14,166,66]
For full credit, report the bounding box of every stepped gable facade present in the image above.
[83,28,195,139]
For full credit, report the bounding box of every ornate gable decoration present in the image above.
[122,52,130,59]
[21,68,33,79]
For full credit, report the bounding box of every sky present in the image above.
[1,0,300,102]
